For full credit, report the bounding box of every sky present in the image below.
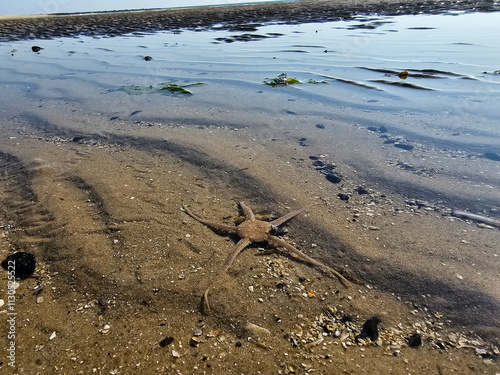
[0,0,282,16]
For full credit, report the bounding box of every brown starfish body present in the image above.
[182,201,349,313]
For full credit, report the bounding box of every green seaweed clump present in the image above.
[122,82,205,95]
[264,73,301,87]
[158,82,204,94]
[306,79,328,84]
[263,73,328,87]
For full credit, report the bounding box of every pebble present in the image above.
[0,299,4,308]
[324,172,341,184]
[193,329,202,337]
[49,332,56,340]
[338,193,349,201]
[245,322,271,339]
[360,316,381,341]
[394,143,414,151]
[172,350,180,358]
[408,333,422,347]
[248,285,254,292]
[159,336,175,348]
[1,252,37,280]
[37,296,44,304]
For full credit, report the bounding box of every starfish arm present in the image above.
[268,235,350,287]
[270,207,308,227]
[202,237,252,314]
[202,286,212,314]
[239,201,256,221]
[222,237,252,273]
[182,204,238,233]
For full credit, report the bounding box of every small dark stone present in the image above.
[298,276,307,283]
[109,116,119,120]
[189,338,200,347]
[379,126,388,133]
[309,156,320,160]
[315,123,325,129]
[341,314,353,323]
[338,193,349,201]
[355,186,369,195]
[312,160,325,168]
[144,55,153,61]
[367,126,379,132]
[394,143,414,151]
[235,341,242,347]
[72,136,87,143]
[484,152,500,161]
[324,172,341,184]
[272,225,286,236]
[31,46,42,52]
[299,138,309,147]
[361,316,381,341]
[129,110,142,116]
[383,139,396,144]
[159,336,175,347]
[408,333,422,347]
[1,252,36,280]
[276,282,287,291]
[480,351,499,360]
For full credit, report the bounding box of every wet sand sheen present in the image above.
[1,113,499,373]
[1,0,500,373]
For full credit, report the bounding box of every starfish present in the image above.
[182,201,350,313]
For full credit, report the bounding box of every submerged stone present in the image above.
[324,172,341,184]
[394,143,414,151]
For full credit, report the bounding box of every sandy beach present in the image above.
[0,0,499,374]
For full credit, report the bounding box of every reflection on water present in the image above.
[2,11,499,143]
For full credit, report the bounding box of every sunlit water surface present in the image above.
[1,11,499,173]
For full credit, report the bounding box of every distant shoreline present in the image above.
[0,0,497,41]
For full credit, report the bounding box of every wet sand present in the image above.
[0,0,498,41]
[1,0,499,374]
